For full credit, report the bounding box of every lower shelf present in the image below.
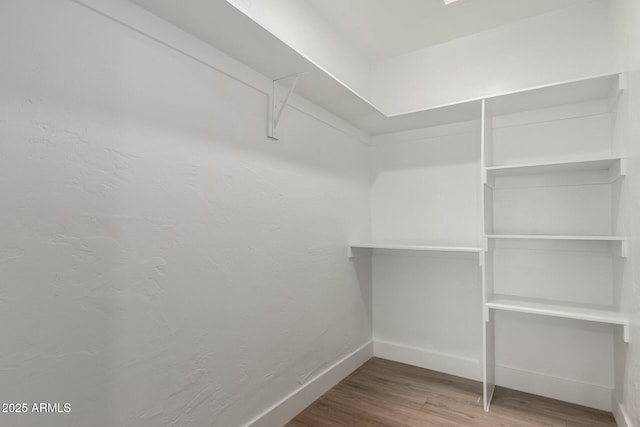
[349,242,482,252]
[486,294,629,342]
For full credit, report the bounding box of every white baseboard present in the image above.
[373,340,482,381]
[613,401,635,427]
[245,340,373,427]
[372,340,614,413]
[495,364,613,412]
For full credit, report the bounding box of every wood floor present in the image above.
[286,358,616,427]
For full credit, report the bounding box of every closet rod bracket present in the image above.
[268,74,300,140]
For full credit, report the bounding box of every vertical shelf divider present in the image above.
[480,99,496,411]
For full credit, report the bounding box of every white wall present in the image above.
[490,107,615,236]
[371,0,617,115]
[372,122,481,246]
[0,1,372,426]
[370,123,483,380]
[610,0,640,425]
[372,252,482,380]
[494,312,615,410]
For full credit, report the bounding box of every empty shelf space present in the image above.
[486,295,628,326]
[486,234,625,241]
[349,243,482,253]
[485,157,624,179]
[486,74,622,117]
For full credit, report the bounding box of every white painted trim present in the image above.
[374,340,482,382]
[245,341,373,427]
[70,0,371,145]
[613,401,636,427]
[495,364,613,412]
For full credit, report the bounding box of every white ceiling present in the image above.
[307,0,585,60]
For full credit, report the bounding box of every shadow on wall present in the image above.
[371,130,481,180]
[351,254,374,330]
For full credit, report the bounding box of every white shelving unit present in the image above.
[480,72,629,411]
[349,72,629,413]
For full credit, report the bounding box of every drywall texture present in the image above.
[370,125,482,380]
[372,253,482,378]
[371,0,616,115]
[611,0,640,424]
[0,1,372,426]
[371,124,481,246]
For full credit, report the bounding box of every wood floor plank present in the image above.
[341,372,429,406]
[285,358,616,427]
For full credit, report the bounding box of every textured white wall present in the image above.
[371,0,617,115]
[611,0,640,425]
[371,123,481,246]
[0,1,372,426]
[370,123,483,380]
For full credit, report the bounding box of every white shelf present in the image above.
[485,157,623,178]
[124,1,623,135]
[486,74,621,117]
[486,234,625,241]
[349,243,482,253]
[486,295,628,327]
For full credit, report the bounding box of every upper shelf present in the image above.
[485,157,625,180]
[485,74,622,117]
[130,0,623,136]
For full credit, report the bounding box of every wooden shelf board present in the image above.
[486,234,625,241]
[350,243,482,253]
[487,295,628,326]
[485,157,622,177]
